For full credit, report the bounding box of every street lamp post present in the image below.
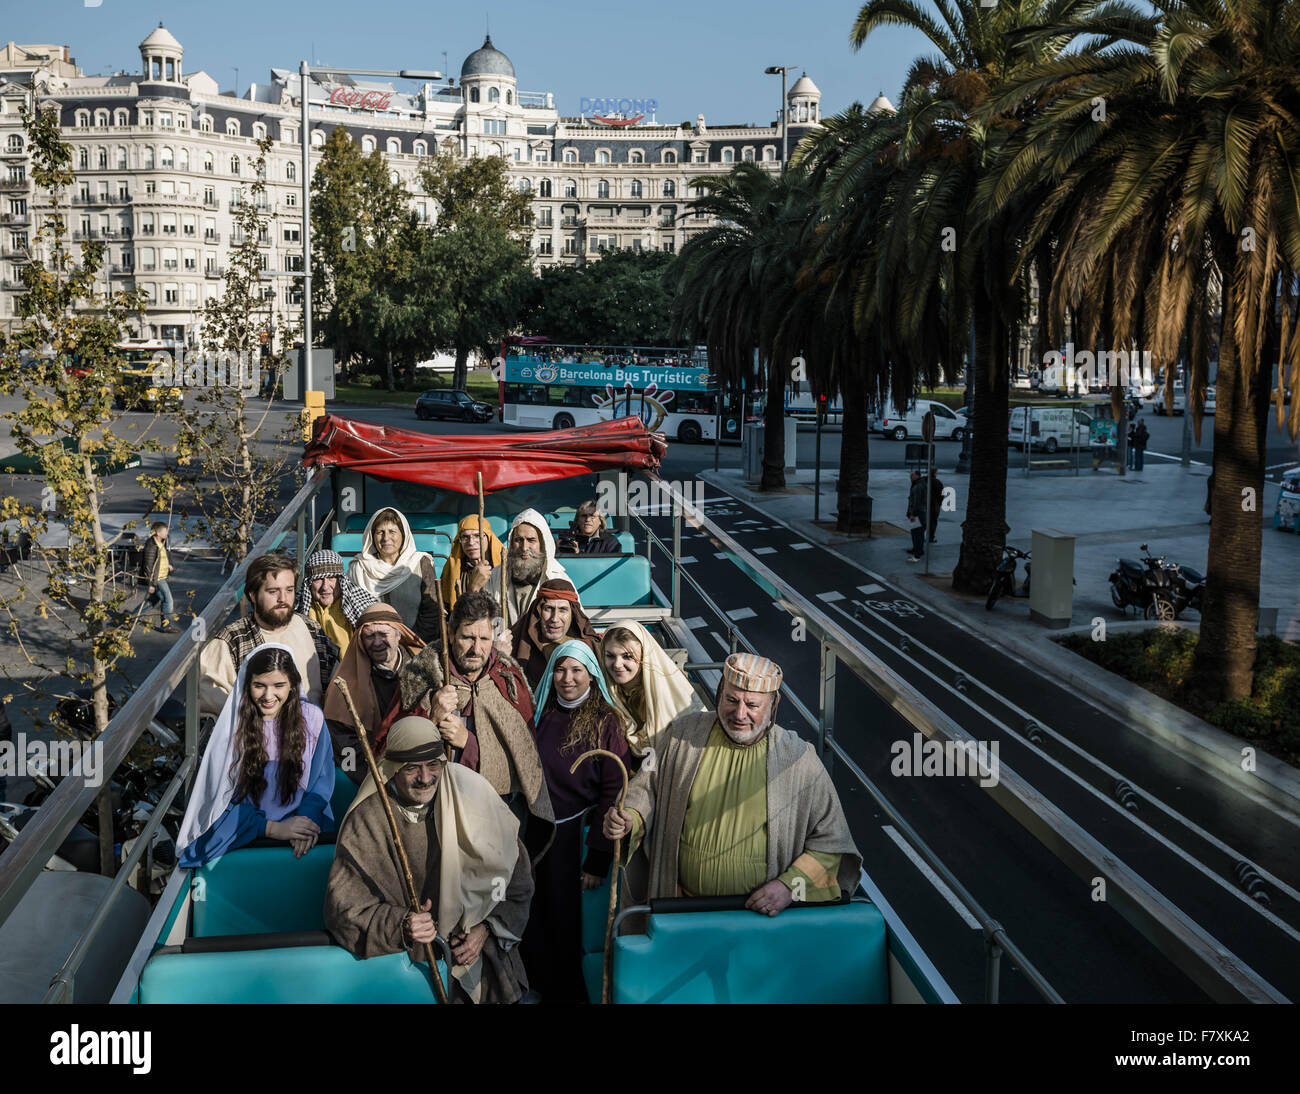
[764,65,797,167]
[295,63,441,397]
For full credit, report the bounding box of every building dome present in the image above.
[867,93,896,115]
[140,23,182,51]
[788,74,820,98]
[461,35,515,80]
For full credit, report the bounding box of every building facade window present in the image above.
[286,160,296,180]
[518,177,531,192]
[178,148,189,170]
[97,147,108,169]
[142,147,154,169]
[488,87,499,103]
[78,147,89,169]
[413,140,427,156]
[226,119,240,137]
[763,146,776,161]
[95,110,108,127]
[199,115,213,132]
[662,150,676,163]
[231,155,241,175]
[597,150,610,164]
[538,178,552,197]
[470,87,480,103]
[742,147,755,161]
[537,236,552,255]
[629,149,644,163]
[563,148,577,163]
[564,179,577,198]
[387,138,401,155]
[722,148,734,163]
[630,180,643,198]
[361,135,376,153]
[161,146,174,168]
[596,179,610,198]
[114,109,129,127]
[663,180,676,198]
[253,123,266,141]
[311,130,325,147]
[76,111,90,128]
[538,206,552,226]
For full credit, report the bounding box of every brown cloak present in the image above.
[324,791,534,1004]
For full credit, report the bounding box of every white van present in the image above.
[1152,384,1215,415]
[1008,405,1091,452]
[876,399,965,441]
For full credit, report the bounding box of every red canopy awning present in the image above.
[302,413,666,493]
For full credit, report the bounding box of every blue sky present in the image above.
[18,0,931,125]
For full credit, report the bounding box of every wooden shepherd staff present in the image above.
[569,747,630,1005]
[332,677,451,1005]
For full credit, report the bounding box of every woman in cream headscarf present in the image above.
[599,620,703,764]
[347,508,445,645]
[440,515,504,615]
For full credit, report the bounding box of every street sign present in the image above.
[921,410,937,442]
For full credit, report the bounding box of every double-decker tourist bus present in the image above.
[498,337,750,444]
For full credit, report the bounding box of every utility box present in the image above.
[742,423,764,484]
[1029,528,1075,628]
[784,416,798,476]
[281,348,335,401]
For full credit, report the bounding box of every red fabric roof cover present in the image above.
[302,413,666,493]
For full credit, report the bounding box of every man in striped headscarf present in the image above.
[603,652,861,915]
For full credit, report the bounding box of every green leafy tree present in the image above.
[525,250,677,346]
[0,108,161,873]
[310,128,409,381]
[418,150,534,390]
[988,0,1300,702]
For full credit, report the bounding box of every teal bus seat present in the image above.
[190,845,335,937]
[560,555,654,607]
[331,766,358,821]
[138,946,439,1004]
[614,531,634,553]
[344,513,459,536]
[332,531,449,555]
[603,901,888,1004]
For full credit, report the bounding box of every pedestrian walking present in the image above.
[1205,471,1214,520]
[1132,420,1149,471]
[140,521,177,633]
[927,469,943,543]
[1126,424,1136,469]
[905,471,926,561]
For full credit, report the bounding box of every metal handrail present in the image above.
[626,490,1065,1004]
[0,469,333,949]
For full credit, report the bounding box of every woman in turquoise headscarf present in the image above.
[522,639,630,1003]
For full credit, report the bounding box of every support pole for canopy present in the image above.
[332,678,451,1004]
[570,748,629,1005]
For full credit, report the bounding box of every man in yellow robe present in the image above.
[294,549,377,659]
[603,653,860,915]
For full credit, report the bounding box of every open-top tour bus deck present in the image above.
[0,416,1064,1005]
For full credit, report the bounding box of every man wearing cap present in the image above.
[324,716,535,1004]
[509,578,598,688]
[295,549,378,658]
[603,652,860,914]
[322,603,425,782]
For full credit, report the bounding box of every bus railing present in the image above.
[627,492,1065,1005]
[0,469,333,1002]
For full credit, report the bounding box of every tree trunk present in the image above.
[761,358,786,490]
[453,343,470,393]
[403,353,417,391]
[952,304,1010,592]
[85,457,115,876]
[837,365,870,531]
[1191,274,1270,703]
[1034,243,1053,367]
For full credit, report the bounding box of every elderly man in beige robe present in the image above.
[604,652,860,914]
[324,716,535,1004]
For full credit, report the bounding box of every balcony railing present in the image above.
[203,232,221,244]
[205,266,224,277]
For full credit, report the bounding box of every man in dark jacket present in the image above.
[927,470,943,544]
[140,522,177,632]
[905,471,926,561]
[555,500,620,555]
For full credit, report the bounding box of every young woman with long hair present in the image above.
[177,643,335,867]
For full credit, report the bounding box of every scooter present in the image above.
[1169,561,1205,616]
[986,545,1031,611]
[1109,544,1181,620]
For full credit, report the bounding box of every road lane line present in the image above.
[817,591,845,603]
[881,825,981,929]
[726,606,757,621]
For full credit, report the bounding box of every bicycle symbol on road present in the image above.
[853,598,924,620]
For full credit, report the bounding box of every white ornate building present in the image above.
[0,25,832,343]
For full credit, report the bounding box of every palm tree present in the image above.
[669,164,815,488]
[989,0,1300,702]
[849,0,1105,591]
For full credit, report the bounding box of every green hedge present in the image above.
[1057,628,1300,767]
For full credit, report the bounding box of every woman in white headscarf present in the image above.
[347,507,446,646]
[177,643,334,867]
[600,620,703,764]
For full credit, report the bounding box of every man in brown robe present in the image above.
[509,578,599,688]
[324,717,535,1004]
[604,652,861,914]
[322,603,424,782]
[399,590,555,863]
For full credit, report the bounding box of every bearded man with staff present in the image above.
[603,652,861,915]
[325,715,535,1004]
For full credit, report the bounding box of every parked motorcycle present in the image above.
[986,545,1031,610]
[1109,543,1189,620]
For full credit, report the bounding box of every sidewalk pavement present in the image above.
[699,462,1300,808]
[699,462,1299,644]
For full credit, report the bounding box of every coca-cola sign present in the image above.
[327,86,394,111]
